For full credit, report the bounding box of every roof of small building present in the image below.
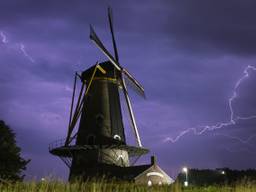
[134,163,174,184]
[122,164,151,179]
[119,156,175,184]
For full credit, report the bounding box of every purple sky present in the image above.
[1,0,256,180]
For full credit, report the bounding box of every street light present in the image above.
[183,167,188,173]
[182,167,188,187]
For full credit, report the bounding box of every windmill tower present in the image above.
[49,8,149,181]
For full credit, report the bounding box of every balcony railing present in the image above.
[48,138,66,151]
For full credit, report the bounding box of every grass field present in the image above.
[0,180,256,192]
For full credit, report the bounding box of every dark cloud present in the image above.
[0,0,256,180]
[2,0,256,56]
[164,0,256,55]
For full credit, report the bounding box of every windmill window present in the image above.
[117,154,125,166]
[95,114,104,127]
[147,180,152,186]
[113,134,121,141]
[87,135,96,145]
[117,154,124,161]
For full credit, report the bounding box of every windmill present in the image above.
[49,7,149,181]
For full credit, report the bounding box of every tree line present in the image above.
[177,168,256,186]
[0,120,29,182]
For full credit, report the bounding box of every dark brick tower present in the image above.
[49,8,149,181]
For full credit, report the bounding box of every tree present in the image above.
[0,120,30,181]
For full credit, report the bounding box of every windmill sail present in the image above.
[121,75,142,147]
[108,7,119,62]
[90,26,145,98]
[90,25,121,71]
[123,69,145,98]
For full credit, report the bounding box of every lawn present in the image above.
[0,179,256,192]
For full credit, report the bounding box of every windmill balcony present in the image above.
[48,138,66,151]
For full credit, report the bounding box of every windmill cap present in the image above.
[81,61,117,81]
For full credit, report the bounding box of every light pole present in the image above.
[182,167,188,187]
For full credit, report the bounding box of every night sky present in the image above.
[1,0,256,180]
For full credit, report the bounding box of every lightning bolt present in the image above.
[19,43,35,63]
[164,65,256,143]
[0,30,35,63]
[215,133,256,145]
[0,31,8,44]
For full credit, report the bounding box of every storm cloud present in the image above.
[0,0,256,179]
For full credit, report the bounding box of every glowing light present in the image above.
[182,167,189,187]
[164,65,256,144]
[182,167,188,173]
[117,154,124,161]
[146,172,164,178]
